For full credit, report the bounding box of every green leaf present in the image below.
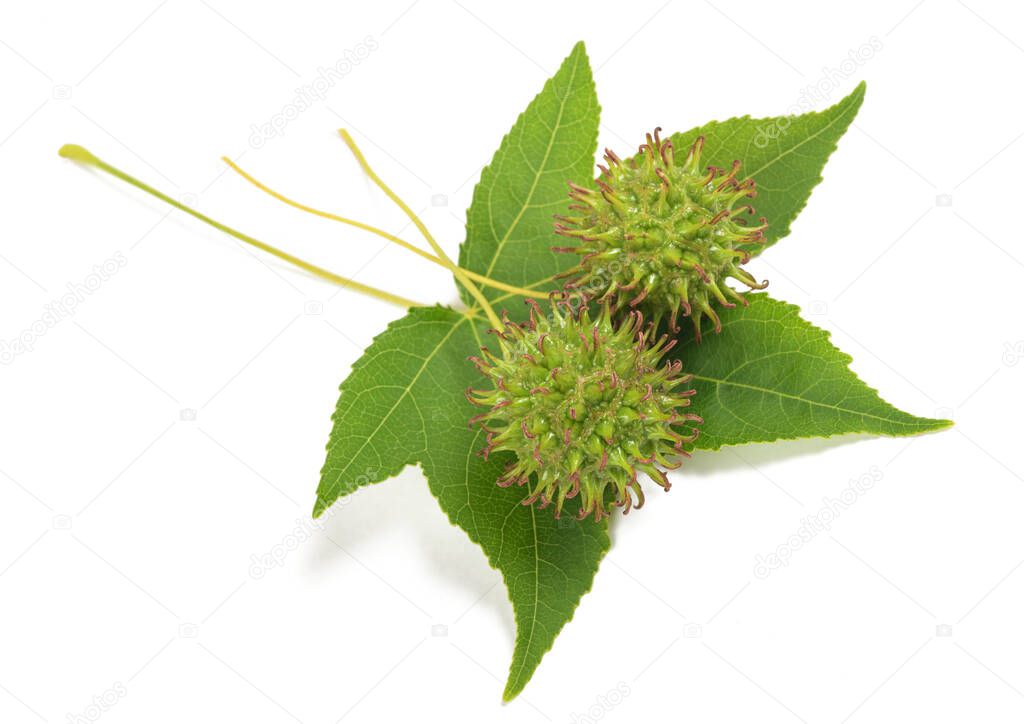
[316,42,610,700]
[458,41,600,309]
[667,82,865,256]
[675,294,951,450]
[315,306,609,700]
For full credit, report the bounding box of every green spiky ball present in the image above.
[554,129,769,338]
[467,298,701,521]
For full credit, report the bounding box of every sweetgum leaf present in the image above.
[315,306,609,700]
[668,82,865,256]
[675,294,951,449]
[458,40,600,310]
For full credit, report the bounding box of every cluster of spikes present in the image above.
[467,297,702,521]
[554,129,769,339]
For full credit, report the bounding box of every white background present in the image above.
[1,1,1022,722]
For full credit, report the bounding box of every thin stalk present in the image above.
[220,157,547,300]
[337,129,502,328]
[465,274,561,321]
[488,274,559,305]
[58,144,423,309]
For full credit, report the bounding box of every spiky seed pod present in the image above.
[466,297,702,522]
[554,129,769,339]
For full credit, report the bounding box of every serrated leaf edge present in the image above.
[669,81,866,255]
[458,40,600,304]
[689,293,952,452]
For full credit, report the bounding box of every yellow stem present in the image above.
[58,144,423,309]
[338,129,503,328]
[464,274,561,320]
[220,157,547,300]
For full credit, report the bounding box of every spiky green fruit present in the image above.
[554,129,768,339]
[467,298,701,521]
